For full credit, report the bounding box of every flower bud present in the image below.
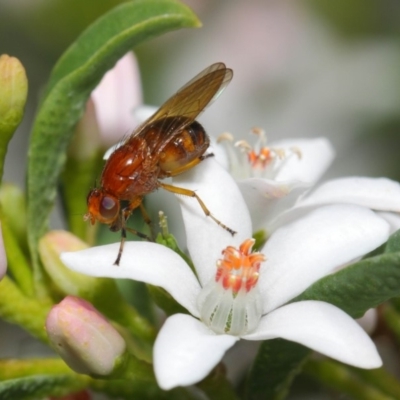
[46,296,126,376]
[69,97,102,161]
[39,231,98,296]
[92,52,142,147]
[0,55,28,181]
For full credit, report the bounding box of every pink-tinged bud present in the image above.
[92,52,142,147]
[46,296,126,376]
[39,231,98,296]
[69,98,102,161]
[0,222,6,280]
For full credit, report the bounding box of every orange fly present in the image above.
[85,62,235,265]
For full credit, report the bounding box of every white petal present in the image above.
[377,211,400,234]
[299,177,400,212]
[270,137,335,183]
[173,158,252,286]
[238,178,310,232]
[61,242,201,317]
[133,104,158,124]
[154,314,238,389]
[260,205,390,313]
[357,308,378,335]
[243,301,382,369]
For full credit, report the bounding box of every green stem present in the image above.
[0,358,79,379]
[304,359,393,400]
[197,364,239,400]
[350,366,400,399]
[0,276,52,342]
[1,219,34,296]
[88,280,156,356]
[383,302,400,344]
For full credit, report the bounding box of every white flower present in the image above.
[61,160,388,390]
[215,129,400,236]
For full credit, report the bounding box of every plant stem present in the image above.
[1,219,34,296]
[0,276,51,342]
[304,359,393,400]
[197,364,239,400]
[350,366,400,399]
[382,302,400,344]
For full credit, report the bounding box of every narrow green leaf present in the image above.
[293,251,400,318]
[27,0,200,274]
[245,339,310,400]
[0,375,87,400]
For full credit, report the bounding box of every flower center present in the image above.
[197,239,266,336]
[217,128,301,180]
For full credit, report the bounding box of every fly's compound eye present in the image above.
[100,196,119,221]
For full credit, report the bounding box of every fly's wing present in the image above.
[130,62,233,152]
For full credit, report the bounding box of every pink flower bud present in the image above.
[92,52,142,147]
[46,296,126,376]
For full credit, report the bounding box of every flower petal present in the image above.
[173,158,252,286]
[270,137,335,183]
[92,52,142,146]
[154,313,238,389]
[133,104,158,124]
[299,177,400,212]
[357,308,378,335]
[377,211,400,234]
[260,205,390,313]
[61,242,201,317]
[238,178,310,232]
[243,301,382,369]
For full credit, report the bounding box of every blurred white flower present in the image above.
[62,160,388,390]
[214,128,400,237]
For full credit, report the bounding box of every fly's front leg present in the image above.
[139,202,155,239]
[159,182,236,236]
[114,197,152,266]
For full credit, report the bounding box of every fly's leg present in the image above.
[159,182,236,236]
[114,198,152,266]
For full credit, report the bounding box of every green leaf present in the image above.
[293,251,400,318]
[384,228,400,253]
[27,0,200,275]
[245,339,310,400]
[0,375,86,400]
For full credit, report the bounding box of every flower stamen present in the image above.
[198,239,265,336]
[218,128,302,180]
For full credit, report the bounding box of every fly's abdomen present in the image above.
[159,120,210,174]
